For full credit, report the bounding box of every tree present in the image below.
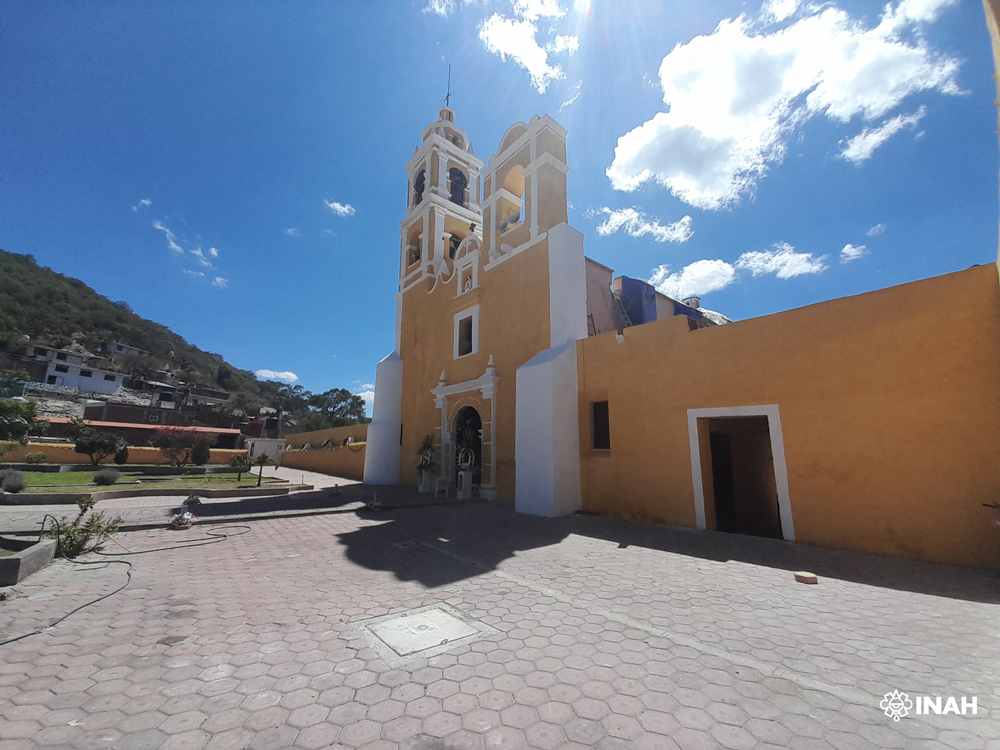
[74,432,124,465]
[306,388,366,429]
[154,429,216,468]
[251,453,273,488]
[0,398,37,442]
[229,453,252,481]
[226,392,261,418]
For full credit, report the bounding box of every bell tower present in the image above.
[399,107,484,291]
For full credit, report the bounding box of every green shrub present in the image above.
[50,498,122,557]
[191,441,211,466]
[1,470,27,493]
[74,431,124,465]
[93,468,120,486]
[113,445,129,465]
[24,451,47,464]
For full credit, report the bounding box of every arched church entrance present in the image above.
[452,406,482,486]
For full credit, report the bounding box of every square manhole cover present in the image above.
[353,603,498,666]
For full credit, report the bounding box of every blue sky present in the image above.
[1,0,995,412]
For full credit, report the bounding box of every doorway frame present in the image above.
[686,405,795,542]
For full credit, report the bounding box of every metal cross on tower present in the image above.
[444,64,451,107]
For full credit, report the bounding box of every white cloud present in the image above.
[356,389,375,405]
[560,80,582,110]
[325,200,356,217]
[649,259,737,299]
[208,247,219,257]
[866,223,886,236]
[286,228,300,236]
[514,0,565,21]
[591,207,693,243]
[190,248,214,268]
[152,220,184,253]
[256,369,299,384]
[478,1,577,93]
[212,277,229,288]
[647,241,827,299]
[183,269,205,278]
[761,0,798,23]
[424,0,456,16]
[735,242,827,278]
[546,35,578,54]
[132,198,152,212]
[839,107,925,164]
[607,1,961,209]
[320,229,333,237]
[840,243,867,263]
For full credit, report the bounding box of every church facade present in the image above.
[364,106,1000,570]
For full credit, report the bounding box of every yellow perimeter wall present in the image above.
[281,445,366,481]
[578,264,1000,569]
[2,443,244,465]
[284,424,369,449]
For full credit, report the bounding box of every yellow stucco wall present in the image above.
[398,244,552,500]
[284,424,369,449]
[577,264,1000,568]
[281,444,366,481]
[1,443,244,465]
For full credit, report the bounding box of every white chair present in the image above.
[433,476,452,501]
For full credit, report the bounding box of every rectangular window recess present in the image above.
[593,401,611,450]
[458,316,473,357]
[80,370,93,377]
[54,365,69,373]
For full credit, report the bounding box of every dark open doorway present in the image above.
[707,416,782,539]
[453,406,482,485]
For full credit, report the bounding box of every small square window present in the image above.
[47,375,57,384]
[80,370,93,378]
[54,365,69,373]
[149,413,159,422]
[592,401,610,450]
[56,353,67,361]
[104,374,116,382]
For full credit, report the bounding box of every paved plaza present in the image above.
[1,497,998,750]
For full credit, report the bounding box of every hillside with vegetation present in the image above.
[0,250,366,431]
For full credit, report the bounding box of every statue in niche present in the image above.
[449,168,467,207]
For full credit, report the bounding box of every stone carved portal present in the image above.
[431,362,498,500]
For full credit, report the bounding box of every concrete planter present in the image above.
[0,537,57,586]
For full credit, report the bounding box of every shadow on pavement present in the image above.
[334,496,1000,604]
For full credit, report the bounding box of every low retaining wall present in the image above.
[0,443,245,466]
[0,485,310,506]
[284,424,369,450]
[0,538,56,586]
[282,444,366,481]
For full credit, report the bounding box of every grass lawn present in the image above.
[0,548,13,557]
[17,471,286,494]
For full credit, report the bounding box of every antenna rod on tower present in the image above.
[445,64,452,107]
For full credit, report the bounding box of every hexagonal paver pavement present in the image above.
[2,499,998,749]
